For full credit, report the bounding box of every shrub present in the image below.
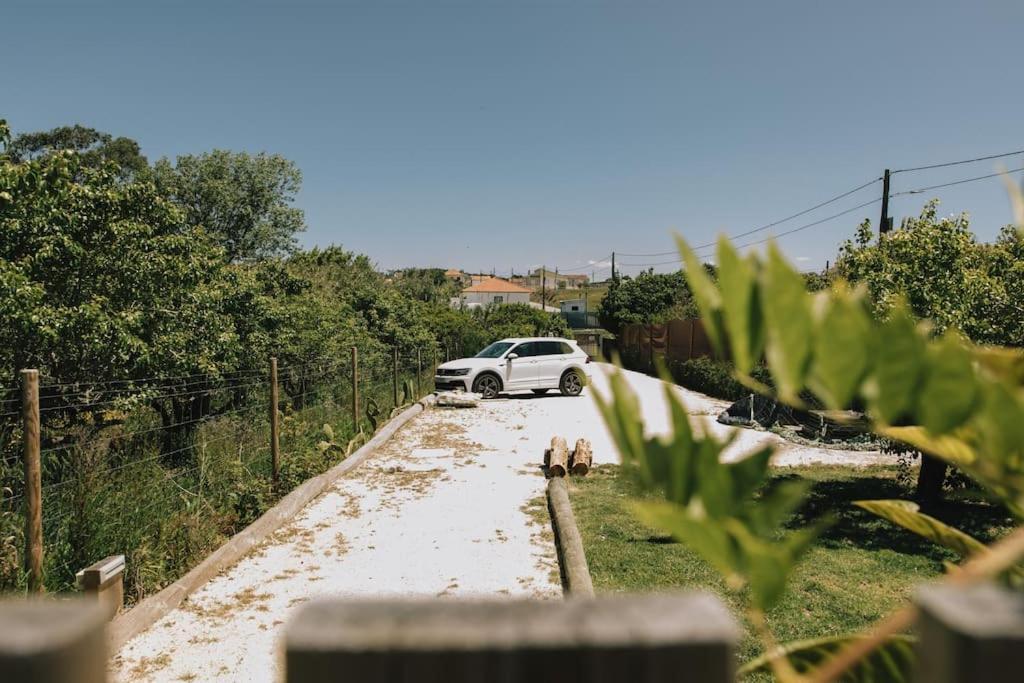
[667,358,773,401]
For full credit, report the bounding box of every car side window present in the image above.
[511,342,536,357]
[558,342,574,354]
[536,341,564,356]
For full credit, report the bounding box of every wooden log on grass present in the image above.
[548,436,569,477]
[570,438,592,476]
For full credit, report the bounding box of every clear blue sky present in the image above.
[4,0,1022,277]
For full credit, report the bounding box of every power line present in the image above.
[618,197,882,268]
[616,176,882,258]
[891,166,1024,197]
[892,149,1024,174]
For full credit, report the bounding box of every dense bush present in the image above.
[667,358,773,401]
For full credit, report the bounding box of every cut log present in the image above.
[548,436,569,477]
[570,439,592,476]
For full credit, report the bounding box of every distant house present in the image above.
[524,269,589,290]
[444,268,470,285]
[456,277,533,308]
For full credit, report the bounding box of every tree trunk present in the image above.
[916,454,948,509]
[547,436,569,477]
[570,439,592,476]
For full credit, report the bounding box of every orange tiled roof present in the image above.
[463,277,533,293]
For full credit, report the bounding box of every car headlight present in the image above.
[449,368,471,376]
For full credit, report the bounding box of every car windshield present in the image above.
[475,342,515,358]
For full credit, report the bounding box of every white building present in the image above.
[456,277,532,308]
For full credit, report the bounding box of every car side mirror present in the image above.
[506,353,519,361]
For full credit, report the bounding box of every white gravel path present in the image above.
[111,364,890,681]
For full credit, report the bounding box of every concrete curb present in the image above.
[546,477,595,598]
[108,395,436,652]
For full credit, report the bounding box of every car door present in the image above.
[505,342,539,388]
[535,341,570,387]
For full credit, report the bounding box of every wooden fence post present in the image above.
[914,583,1024,683]
[392,346,399,408]
[286,593,738,682]
[22,368,43,593]
[351,347,359,431]
[0,599,108,683]
[269,357,280,487]
[416,348,422,398]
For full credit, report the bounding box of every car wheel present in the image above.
[531,389,548,395]
[472,373,501,399]
[560,370,584,397]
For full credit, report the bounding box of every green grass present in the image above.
[565,464,1015,673]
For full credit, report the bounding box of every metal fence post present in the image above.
[22,369,43,593]
[269,357,280,486]
[351,347,359,430]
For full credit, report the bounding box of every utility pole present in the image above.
[879,168,892,238]
[611,252,617,282]
[542,265,546,310]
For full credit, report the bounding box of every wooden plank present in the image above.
[285,593,738,682]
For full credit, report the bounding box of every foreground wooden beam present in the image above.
[547,435,569,477]
[914,582,1024,683]
[285,593,738,682]
[0,598,107,683]
[547,477,595,597]
[570,438,592,476]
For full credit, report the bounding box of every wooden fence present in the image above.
[617,319,715,369]
[1,345,438,600]
[3,581,1022,682]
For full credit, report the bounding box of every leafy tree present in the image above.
[597,225,1024,682]
[7,124,148,179]
[470,303,570,347]
[835,200,1024,502]
[598,270,698,334]
[153,150,305,261]
[835,200,1010,344]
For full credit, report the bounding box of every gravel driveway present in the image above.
[111,364,890,681]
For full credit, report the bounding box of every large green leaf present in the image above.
[863,306,926,425]
[810,284,871,409]
[760,243,812,403]
[716,237,763,373]
[917,333,980,434]
[854,499,987,558]
[739,634,916,682]
[677,235,726,357]
[630,499,738,581]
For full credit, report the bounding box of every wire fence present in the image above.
[0,343,439,602]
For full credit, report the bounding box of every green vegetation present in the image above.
[667,358,773,402]
[0,119,567,598]
[592,208,1024,680]
[597,270,698,334]
[569,464,1013,669]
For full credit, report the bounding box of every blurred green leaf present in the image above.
[717,237,763,374]
[760,243,812,403]
[739,634,916,681]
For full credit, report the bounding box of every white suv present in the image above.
[434,337,592,399]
